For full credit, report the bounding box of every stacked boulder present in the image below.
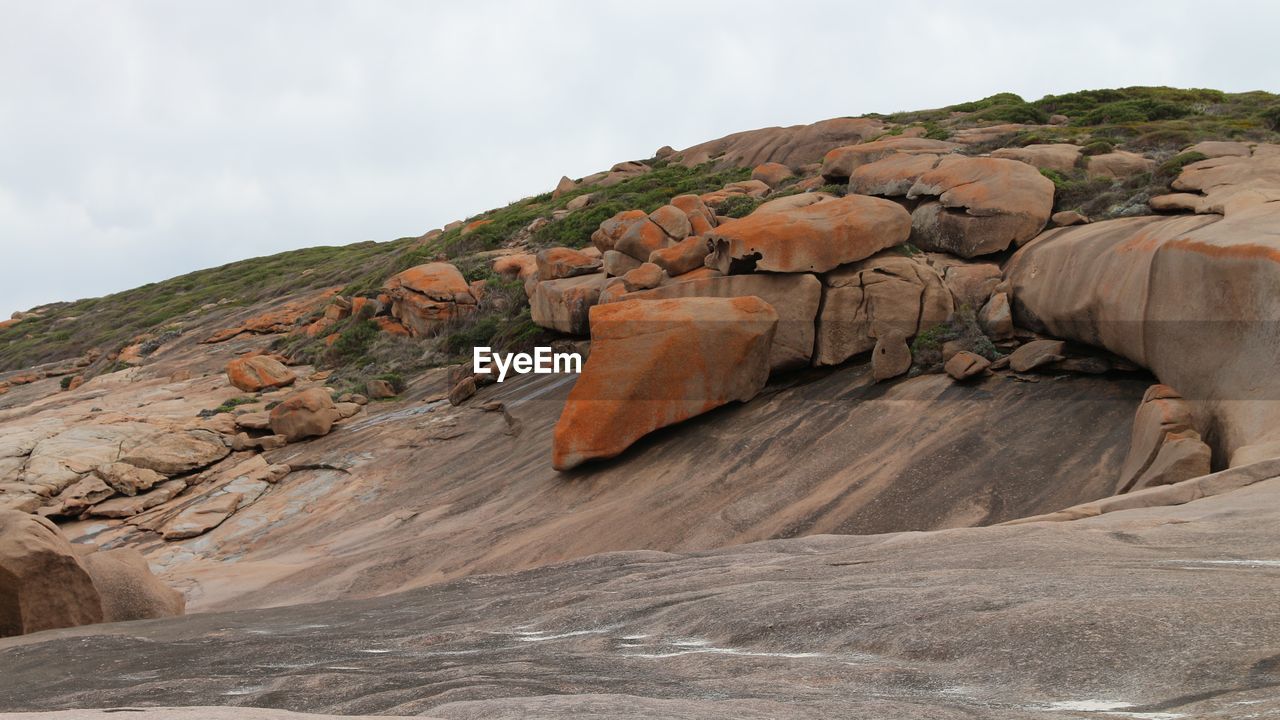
[383,263,477,337]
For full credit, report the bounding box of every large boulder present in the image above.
[383,263,476,337]
[119,429,230,476]
[552,297,778,470]
[1086,151,1155,179]
[648,236,710,277]
[751,162,794,188]
[225,355,296,393]
[80,548,185,622]
[905,156,1055,257]
[614,218,672,262]
[268,388,338,442]
[0,510,102,637]
[530,273,607,336]
[535,247,602,281]
[705,194,911,274]
[1116,385,1212,494]
[673,117,883,170]
[590,209,649,253]
[990,143,1082,173]
[1005,155,1280,467]
[814,252,953,366]
[611,273,822,371]
[821,137,959,180]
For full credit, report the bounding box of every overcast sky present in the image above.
[0,1,1275,314]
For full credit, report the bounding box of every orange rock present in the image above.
[269,387,338,442]
[225,355,296,392]
[670,194,717,234]
[0,319,18,331]
[822,137,959,179]
[536,247,603,281]
[706,194,911,274]
[551,296,778,470]
[751,162,795,188]
[492,253,538,281]
[350,296,380,319]
[202,287,341,343]
[530,273,607,335]
[590,209,649,253]
[614,218,671,262]
[906,156,1055,257]
[384,263,477,337]
[648,205,692,241]
[323,333,340,347]
[648,236,710,276]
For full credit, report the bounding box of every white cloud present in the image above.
[0,0,1275,312]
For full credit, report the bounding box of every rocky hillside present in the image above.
[2,86,1280,719]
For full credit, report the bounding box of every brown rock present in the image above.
[160,492,243,540]
[536,247,603,281]
[590,209,649,253]
[706,194,911,274]
[530,273,607,335]
[906,156,1055,257]
[614,273,822,371]
[119,430,230,476]
[940,261,1002,310]
[0,510,103,637]
[234,412,272,431]
[373,316,411,337]
[1086,151,1156,179]
[674,116,883,170]
[602,249,643,277]
[814,252,953,366]
[1051,210,1091,227]
[751,162,795,188]
[94,462,165,497]
[752,192,836,215]
[225,355,296,393]
[871,332,911,381]
[1148,193,1201,213]
[54,475,115,515]
[86,479,187,519]
[648,236,710,277]
[848,152,945,196]
[383,263,476,337]
[648,205,693,241]
[619,263,665,292]
[81,548,185,622]
[366,379,397,399]
[448,377,477,406]
[1116,385,1212,493]
[269,388,338,442]
[978,292,1015,341]
[552,175,576,199]
[492,253,538,281]
[945,351,992,380]
[1008,339,1066,373]
[670,194,717,234]
[991,143,1082,173]
[821,137,959,179]
[551,297,778,470]
[614,218,672,262]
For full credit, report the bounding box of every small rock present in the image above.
[449,377,477,406]
[1009,339,1066,373]
[366,379,397,399]
[871,332,911,381]
[945,351,991,380]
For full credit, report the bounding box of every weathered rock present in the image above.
[448,377,477,406]
[906,156,1055,257]
[706,194,911,274]
[54,475,114,515]
[1185,140,1252,158]
[0,510,103,637]
[847,152,944,196]
[234,412,272,431]
[614,273,822,371]
[614,218,671,262]
[945,351,992,380]
[383,263,476,337]
[1008,339,1066,373]
[978,292,1015,340]
[1116,385,1213,493]
[160,492,243,540]
[552,175,576,199]
[674,116,883,170]
[619,263,665,292]
[871,332,911,381]
[601,250,642,277]
[821,137,959,179]
[648,236,709,277]
[1051,210,1091,226]
[492,253,539,281]
[94,462,165,497]
[268,388,338,442]
[535,247,603,281]
[86,479,187,518]
[722,179,772,198]
[670,194,717,235]
[460,219,491,236]
[225,355,296,393]
[1086,150,1156,179]
[201,287,341,343]
[552,297,778,470]
[365,379,397,399]
[990,143,1082,173]
[648,205,693,241]
[1149,193,1201,213]
[590,209,649,253]
[938,260,1002,310]
[530,273,606,336]
[81,548,185,622]
[119,430,230,476]
[751,192,835,215]
[751,162,794,188]
[334,402,362,419]
[814,252,953,366]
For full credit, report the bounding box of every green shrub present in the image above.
[59,375,73,390]
[1080,140,1114,156]
[1157,151,1208,179]
[718,195,761,218]
[1258,104,1280,131]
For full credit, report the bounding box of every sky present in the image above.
[0,0,1276,314]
